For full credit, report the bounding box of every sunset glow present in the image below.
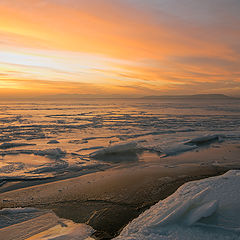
[0,0,240,97]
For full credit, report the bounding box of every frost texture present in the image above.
[115,170,240,240]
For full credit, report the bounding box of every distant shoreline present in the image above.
[0,94,239,101]
[141,94,239,99]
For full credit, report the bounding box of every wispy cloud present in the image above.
[0,0,239,96]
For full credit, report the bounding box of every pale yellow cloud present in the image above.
[0,0,239,96]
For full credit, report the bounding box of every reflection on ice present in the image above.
[0,99,239,181]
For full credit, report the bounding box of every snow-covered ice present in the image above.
[114,170,240,240]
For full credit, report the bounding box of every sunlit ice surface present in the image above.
[0,98,239,182]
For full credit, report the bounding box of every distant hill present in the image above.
[41,93,238,100]
[1,93,238,101]
[142,94,238,99]
[35,94,139,99]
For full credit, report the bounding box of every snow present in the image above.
[114,170,240,240]
[183,200,218,226]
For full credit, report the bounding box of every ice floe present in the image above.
[115,170,240,240]
[88,133,229,159]
[90,142,138,158]
[89,142,140,162]
[0,142,35,149]
[47,140,60,144]
[158,143,198,157]
[187,134,224,145]
[0,208,94,240]
[140,134,226,157]
[35,148,66,158]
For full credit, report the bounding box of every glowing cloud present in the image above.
[0,0,239,97]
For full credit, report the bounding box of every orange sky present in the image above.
[0,0,239,97]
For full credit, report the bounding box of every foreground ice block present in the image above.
[0,208,94,240]
[114,170,240,240]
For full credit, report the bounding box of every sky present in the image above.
[0,0,240,97]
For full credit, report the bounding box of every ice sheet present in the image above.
[0,99,239,179]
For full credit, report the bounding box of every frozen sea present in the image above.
[0,97,240,239]
[0,97,240,181]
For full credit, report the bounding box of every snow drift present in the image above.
[114,170,240,240]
